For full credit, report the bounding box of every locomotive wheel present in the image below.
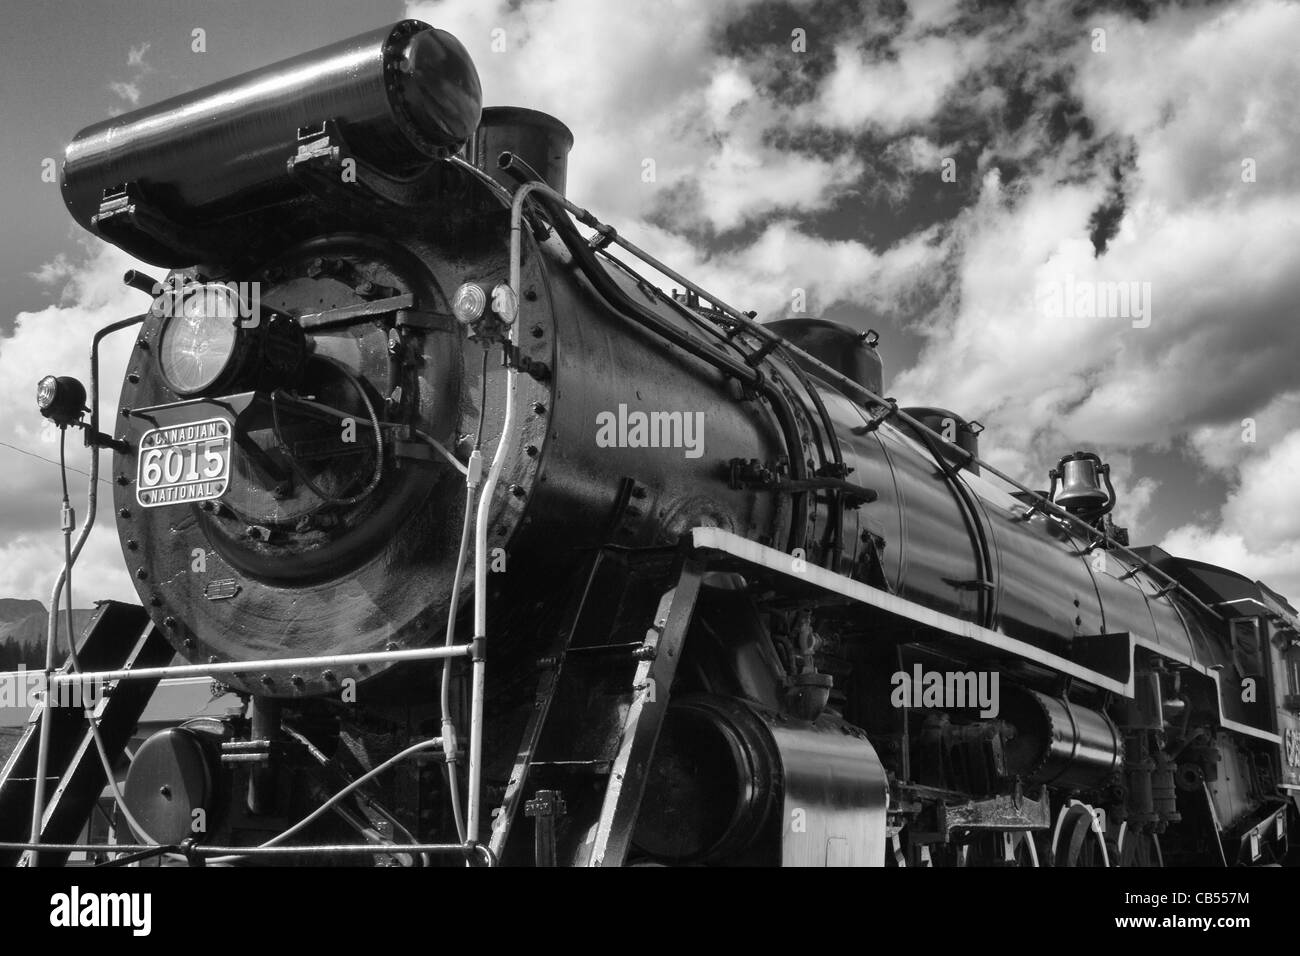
[954,831,1041,867]
[1052,802,1110,867]
[1110,823,1163,867]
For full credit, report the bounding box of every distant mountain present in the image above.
[0,610,98,647]
[0,600,98,669]
[0,598,47,628]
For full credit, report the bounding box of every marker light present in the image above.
[490,284,519,325]
[36,375,88,427]
[158,284,244,396]
[452,283,487,325]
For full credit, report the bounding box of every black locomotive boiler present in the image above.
[3,19,1298,868]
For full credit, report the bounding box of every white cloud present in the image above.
[413,0,878,235]
[1187,390,1300,474]
[108,81,140,106]
[127,42,152,70]
[1076,1,1300,207]
[892,1,1300,483]
[1165,406,1300,602]
[409,0,944,322]
[0,240,159,603]
[109,40,155,106]
[815,33,991,134]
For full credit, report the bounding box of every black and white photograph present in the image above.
[0,0,1295,933]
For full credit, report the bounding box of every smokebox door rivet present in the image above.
[135,567,148,580]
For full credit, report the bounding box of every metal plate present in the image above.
[135,417,231,508]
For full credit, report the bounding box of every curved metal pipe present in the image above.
[464,180,543,844]
[497,150,545,187]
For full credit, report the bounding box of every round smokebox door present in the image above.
[123,727,215,845]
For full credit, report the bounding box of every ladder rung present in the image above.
[531,760,611,773]
[564,642,645,656]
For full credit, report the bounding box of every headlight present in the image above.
[158,284,244,395]
[452,283,487,325]
[36,375,59,411]
[490,283,519,325]
[36,374,88,426]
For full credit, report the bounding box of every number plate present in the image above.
[135,417,232,508]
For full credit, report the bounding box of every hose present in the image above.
[203,736,446,865]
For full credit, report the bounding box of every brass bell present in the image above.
[1051,452,1112,513]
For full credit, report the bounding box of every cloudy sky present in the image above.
[0,0,1297,606]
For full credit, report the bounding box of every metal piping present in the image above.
[463,178,543,844]
[27,311,145,864]
[530,204,1225,625]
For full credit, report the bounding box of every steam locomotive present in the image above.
[3,20,1298,867]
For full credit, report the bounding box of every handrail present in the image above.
[47,642,473,686]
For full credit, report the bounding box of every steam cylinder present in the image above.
[61,20,482,262]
